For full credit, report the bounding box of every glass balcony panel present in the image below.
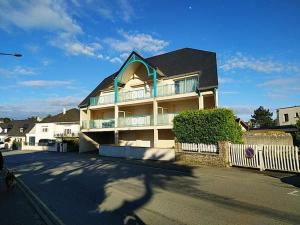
[157,77,198,97]
[157,113,178,125]
[84,119,115,129]
[118,115,153,127]
[119,89,152,102]
[90,94,114,106]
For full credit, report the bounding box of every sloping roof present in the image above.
[0,119,37,137]
[79,48,218,107]
[40,108,79,123]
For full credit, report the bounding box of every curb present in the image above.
[16,177,65,225]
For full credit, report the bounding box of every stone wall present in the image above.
[243,131,293,145]
[175,141,230,167]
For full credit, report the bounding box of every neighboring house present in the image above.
[276,106,300,126]
[79,48,219,152]
[26,108,80,145]
[0,119,37,149]
[236,118,249,131]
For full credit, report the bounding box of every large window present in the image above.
[42,127,48,132]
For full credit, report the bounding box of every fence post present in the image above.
[258,145,265,171]
[218,141,230,167]
[228,142,232,166]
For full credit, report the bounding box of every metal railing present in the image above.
[157,113,178,125]
[118,115,153,127]
[81,119,115,129]
[118,88,152,102]
[157,77,198,97]
[90,94,114,106]
[54,132,79,137]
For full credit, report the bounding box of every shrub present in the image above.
[173,108,243,144]
[12,140,22,150]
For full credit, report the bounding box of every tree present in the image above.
[250,106,275,128]
[0,117,11,123]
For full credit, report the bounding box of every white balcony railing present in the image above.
[118,88,152,102]
[54,132,79,137]
[81,119,115,129]
[118,115,153,127]
[157,113,178,126]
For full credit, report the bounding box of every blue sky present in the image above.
[0,0,299,120]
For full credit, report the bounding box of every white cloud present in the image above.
[220,53,300,74]
[105,30,169,54]
[117,0,134,22]
[0,95,82,119]
[220,91,239,95]
[109,57,122,64]
[18,80,73,88]
[0,66,36,77]
[219,77,233,84]
[0,0,82,34]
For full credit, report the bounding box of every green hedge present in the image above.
[173,108,243,144]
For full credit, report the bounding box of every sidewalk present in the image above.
[0,176,44,225]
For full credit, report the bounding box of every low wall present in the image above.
[99,145,175,161]
[243,131,293,145]
[175,142,230,167]
[22,145,56,151]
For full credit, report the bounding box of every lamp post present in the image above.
[0,52,22,57]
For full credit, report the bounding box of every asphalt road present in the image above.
[3,150,300,225]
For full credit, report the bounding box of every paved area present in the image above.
[2,150,300,225]
[0,171,44,225]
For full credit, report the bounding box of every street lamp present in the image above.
[0,52,22,57]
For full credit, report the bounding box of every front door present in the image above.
[29,136,35,146]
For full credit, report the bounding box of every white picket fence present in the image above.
[181,143,218,153]
[229,144,300,173]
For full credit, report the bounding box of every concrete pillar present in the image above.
[114,130,119,145]
[214,88,219,108]
[154,129,158,148]
[198,92,204,110]
[218,141,230,167]
[114,105,119,128]
[153,99,158,126]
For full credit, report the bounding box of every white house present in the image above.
[26,108,80,145]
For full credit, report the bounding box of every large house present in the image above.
[26,108,80,145]
[276,105,300,126]
[79,48,219,153]
[0,119,37,149]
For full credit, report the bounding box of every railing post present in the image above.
[258,145,265,171]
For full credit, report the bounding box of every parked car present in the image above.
[0,141,5,149]
[38,139,56,146]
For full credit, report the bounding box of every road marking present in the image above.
[288,190,299,196]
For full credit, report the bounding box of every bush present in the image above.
[173,108,243,144]
[12,139,22,150]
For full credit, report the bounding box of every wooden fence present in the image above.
[181,143,218,153]
[229,144,300,173]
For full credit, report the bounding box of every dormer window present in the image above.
[20,128,24,133]
[4,128,7,133]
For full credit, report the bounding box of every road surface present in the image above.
[3,150,300,225]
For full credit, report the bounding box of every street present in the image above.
[3,150,300,225]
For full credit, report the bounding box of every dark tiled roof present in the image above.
[40,108,79,123]
[79,48,218,107]
[0,119,37,137]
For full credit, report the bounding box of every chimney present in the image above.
[63,107,66,115]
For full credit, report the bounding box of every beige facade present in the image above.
[276,106,300,126]
[79,49,219,153]
[80,73,217,151]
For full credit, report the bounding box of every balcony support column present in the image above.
[198,92,204,110]
[153,99,158,126]
[114,130,119,145]
[154,129,158,148]
[114,105,119,128]
[214,88,219,108]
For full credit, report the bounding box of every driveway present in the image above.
[3,150,300,225]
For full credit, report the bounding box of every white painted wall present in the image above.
[26,122,80,144]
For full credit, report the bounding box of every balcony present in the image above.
[157,113,178,126]
[118,88,152,103]
[81,119,115,129]
[118,115,153,127]
[54,132,79,138]
[157,77,198,97]
[90,94,114,106]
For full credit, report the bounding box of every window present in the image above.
[64,129,71,135]
[42,127,48,132]
[284,114,289,122]
[20,128,24,133]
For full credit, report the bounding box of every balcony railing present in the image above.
[157,77,198,97]
[81,119,115,129]
[118,115,153,127]
[54,132,79,137]
[157,113,178,125]
[118,88,152,103]
[90,94,114,106]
